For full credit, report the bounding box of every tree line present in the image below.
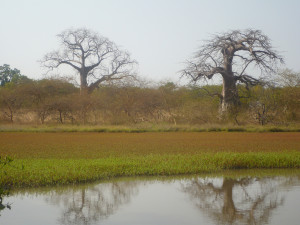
[0,65,299,126]
[0,28,299,126]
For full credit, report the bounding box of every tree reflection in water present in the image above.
[0,188,11,216]
[44,180,142,225]
[181,176,300,225]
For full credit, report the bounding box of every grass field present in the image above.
[0,132,300,188]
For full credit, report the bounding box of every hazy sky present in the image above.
[1,0,299,83]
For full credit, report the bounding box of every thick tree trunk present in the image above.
[221,76,239,113]
[80,71,107,95]
[80,72,89,95]
[222,179,236,220]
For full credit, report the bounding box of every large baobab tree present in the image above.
[183,29,283,113]
[181,176,298,225]
[41,28,137,94]
[44,180,142,225]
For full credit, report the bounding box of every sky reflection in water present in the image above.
[1,171,300,225]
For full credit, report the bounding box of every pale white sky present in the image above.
[1,0,299,84]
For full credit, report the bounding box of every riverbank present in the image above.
[0,124,300,133]
[1,132,299,188]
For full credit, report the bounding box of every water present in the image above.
[1,171,300,225]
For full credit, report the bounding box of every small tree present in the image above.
[23,79,78,124]
[41,28,137,94]
[0,64,29,87]
[0,87,24,123]
[248,86,280,125]
[183,29,283,113]
[274,69,300,123]
[274,69,300,87]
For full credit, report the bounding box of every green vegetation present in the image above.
[0,156,13,211]
[0,132,299,188]
[1,152,299,188]
[10,168,300,196]
[0,64,30,87]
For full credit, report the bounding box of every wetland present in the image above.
[1,170,300,225]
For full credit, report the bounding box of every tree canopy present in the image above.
[183,29,284,113]
[0,64,29,87]
[41,28,137,94]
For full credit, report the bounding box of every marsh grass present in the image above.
[0,132,299,188]
[8,168,300,196]
[1,152,300,188]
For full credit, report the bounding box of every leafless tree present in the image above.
[182,29,283,113]
[43,180,142,225]
[181,176,299,225]
[0,87,24,123]
[274,68,300,87]
[41,28,137,94]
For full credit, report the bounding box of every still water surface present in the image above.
[1,170,300,225]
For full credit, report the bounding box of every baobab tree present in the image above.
[41,28,137,94]
[183,29,283,113]
[45,180,142,225]
[181,176,297,225]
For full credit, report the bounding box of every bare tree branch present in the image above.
[182,29,284,113]
[41,28,137,94]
